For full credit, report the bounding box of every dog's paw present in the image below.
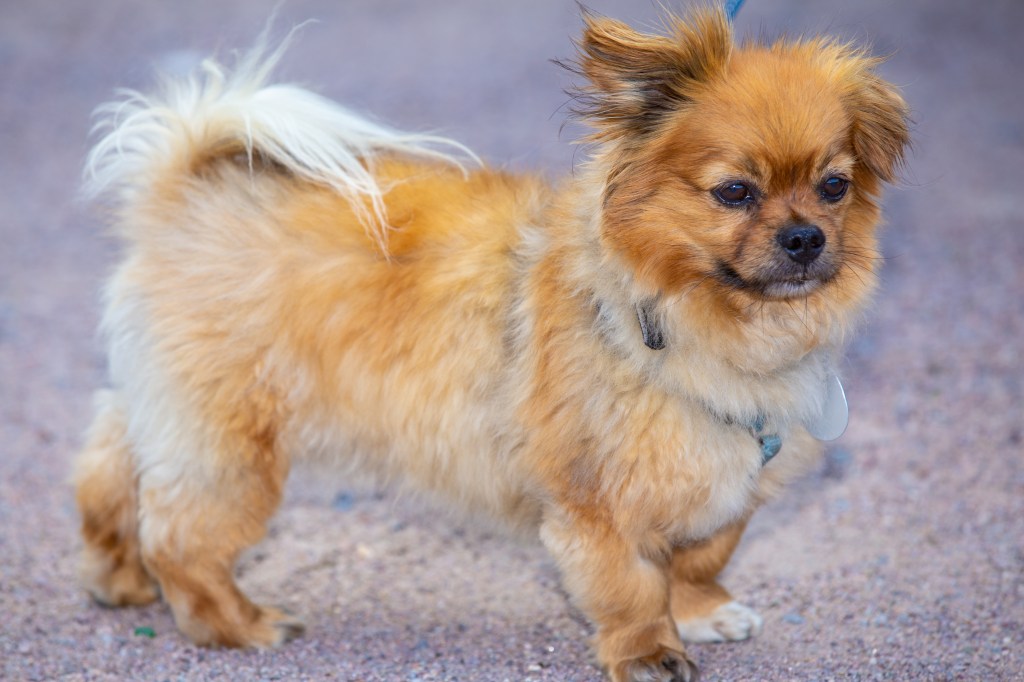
[236,606,306,648]
[81,549,160,608]
[87,579,160,608]
[263,608,306,646]
[675,601,763,643]
[612,647,699,682]
[181,605,305,648]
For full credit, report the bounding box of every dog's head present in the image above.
[571,9,910,309]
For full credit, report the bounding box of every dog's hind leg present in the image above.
[134,405,303,648]
[670,518,764,643]
[74,390,159,607]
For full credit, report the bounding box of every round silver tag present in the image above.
[806,373,849,441]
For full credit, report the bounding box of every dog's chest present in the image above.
[673,411,770,540]
[598,395,771,542]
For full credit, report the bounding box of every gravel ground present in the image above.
[2,1,1022,680]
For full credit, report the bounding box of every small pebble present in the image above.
[332,492,355,511]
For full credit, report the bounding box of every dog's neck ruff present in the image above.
[632,299,849,464]
[633,301,784,465]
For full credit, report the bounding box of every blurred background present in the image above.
[1,1,1021,680]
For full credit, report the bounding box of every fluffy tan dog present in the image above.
[74,8,908,681]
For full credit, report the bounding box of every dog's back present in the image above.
[76,39,552,645]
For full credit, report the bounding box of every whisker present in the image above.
[839,261,871,290]
[679,274,712,301]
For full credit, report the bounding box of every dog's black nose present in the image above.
[777,224,826,265]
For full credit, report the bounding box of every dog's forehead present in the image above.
[676,46,854,179]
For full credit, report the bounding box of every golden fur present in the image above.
[75,8,908,681]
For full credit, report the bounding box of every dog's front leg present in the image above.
[541,511,698,682]
[670,517,763,643]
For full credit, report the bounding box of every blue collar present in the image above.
[702,407,782,466]
[750,415,782,465]
[632,302,781,465]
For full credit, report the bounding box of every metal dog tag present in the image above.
[806,373,849,441]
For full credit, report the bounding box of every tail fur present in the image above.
[83,27,477,250]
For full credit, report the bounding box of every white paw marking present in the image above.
[675,600,764,643]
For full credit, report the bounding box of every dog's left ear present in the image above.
[571,9,732,139]
[849,73,911,183]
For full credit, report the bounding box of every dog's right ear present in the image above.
[848,72,911,184]
[570,9,732,140]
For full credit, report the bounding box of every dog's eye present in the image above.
[713,183,754,206]
[820,177,849,202]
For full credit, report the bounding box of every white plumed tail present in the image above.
[84,27,478,250]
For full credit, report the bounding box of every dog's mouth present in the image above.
[713,261,835,300]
